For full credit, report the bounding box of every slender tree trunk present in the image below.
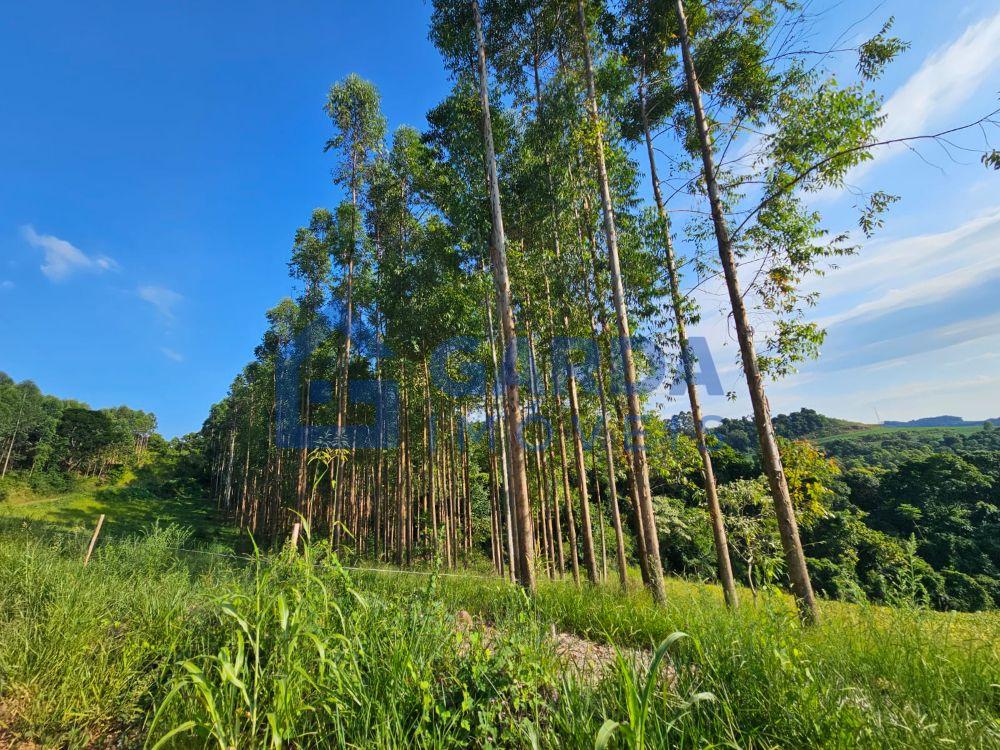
[639,65,738,609]
[421,357,439,559]
[487,288,517,580]
[461,405,472,562]
[484,381,504,575]
[526,323,553,577]
[539,366,566,576]
[674,0,816,622]
[402,376,414,565]
[541,280,580,585]
[473,0,536,592]
[581,245,628,588]
[1,390,27,478]
[576,0,666,603]
[566,359,599,583]
[592,447,608,581]
[396,375,407,565]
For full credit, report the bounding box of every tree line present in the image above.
[0,372,157,495]
[202,0,996,622]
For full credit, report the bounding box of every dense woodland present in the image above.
[195,0,997,620]
[0,372,157,495]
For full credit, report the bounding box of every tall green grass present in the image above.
[0,527,996,748]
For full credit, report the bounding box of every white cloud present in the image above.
[669,205,1000,421]
[847,10,1000,184]
[822,256,1000,328]
[138,285,183,320]
[812,206,1000,328]
[880,10,1000,143]
[813,207,1000,297]
[21,225,119,282]
[160,347,185,362]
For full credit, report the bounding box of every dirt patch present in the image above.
[550,630,661,685]
[0,693,33,749]
[451,612,674,689]
[0,733,42,750]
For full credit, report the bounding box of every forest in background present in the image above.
[4,364,997,612]
[0,372,158,498]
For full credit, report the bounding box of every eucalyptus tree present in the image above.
[324,74,387,531]
[423,84,524,575]
[667,0,908,621]
[615,0,739,607]
[491,3,605,585]
[286,209,336,520]
[571,0,666,603]
[430,0,539,591]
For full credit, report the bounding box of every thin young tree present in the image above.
[574,0,666,603]
[618,0,738,607]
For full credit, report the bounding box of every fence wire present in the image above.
[0,513,505,582]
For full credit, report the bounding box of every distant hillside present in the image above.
[709,408,871,453]
[708,408,999,457]
[883,415,999,428]
[773,409,871,440]
[816,423,998,470]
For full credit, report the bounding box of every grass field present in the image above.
[0,487,997,749]
[0,480,241,549]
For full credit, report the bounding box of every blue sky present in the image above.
[0,1,998,437]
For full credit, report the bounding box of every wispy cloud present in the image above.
[812,207,1000,328]
[843,10,1000,186]
[880,10,1000,144]
[160,347,185,363]
[137,285,183,320]
[21,225,119,282]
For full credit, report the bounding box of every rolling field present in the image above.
[0,480,241,549]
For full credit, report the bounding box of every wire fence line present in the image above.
[0,513,505,583]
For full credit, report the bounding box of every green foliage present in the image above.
[701,410,1000,611]
[324,73,387,192]
[596,633,715,750]
[856,18,909,81]
[1,528,997,748]
[0,372,158,488]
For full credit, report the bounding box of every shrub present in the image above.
[943,569,993,611]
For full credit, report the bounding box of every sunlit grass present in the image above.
[0,526,996,749]
[0,480,239,546]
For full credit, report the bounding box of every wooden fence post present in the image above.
[84,514,106,566]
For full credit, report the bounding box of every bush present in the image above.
[807,556,865,603]
[27,470,74,496]
[975,574,1000,609]
[943,569,993,611]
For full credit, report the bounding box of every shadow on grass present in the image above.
[0,483,248,552]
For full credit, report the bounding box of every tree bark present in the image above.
[582,241,629,589]
[473,0,536,592]
[674,0,817,622]
[638,63,738,608]
[575,0,666,603]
